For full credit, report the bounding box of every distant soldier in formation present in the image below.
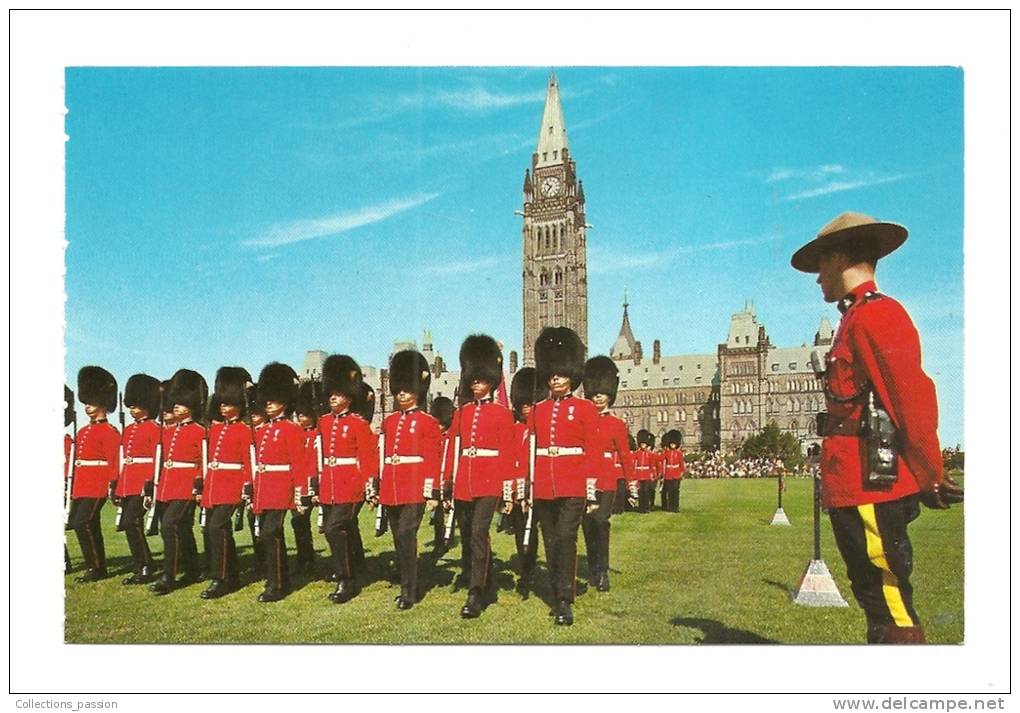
[64,385,74,575]
[633,430,657,513]
[116,374,161,584]
[659,429,685,513]
[246,391,267,576]
[292,381,321,575]
[508,367,540,599]
[430,395,455,557]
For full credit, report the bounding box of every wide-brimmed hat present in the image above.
[791,211,907,273]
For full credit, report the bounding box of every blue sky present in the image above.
[65,66,963,445]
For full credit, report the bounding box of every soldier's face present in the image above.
[251,413,265,426]
[173,404,192,421]
[816,251,851,303]
[548,374,572,397]
[470,380,492,399]
[396,390,418,410]
[219,403,240,421]
[520,403,533,419]
[297,413,315,429]
[265,401,286,419]
[84,404,106,421]
[128,405,148,421]
[590,393,610,410]
[329,392,351,413]
[162,411,176,425]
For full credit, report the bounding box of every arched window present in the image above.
[554,269,562,286]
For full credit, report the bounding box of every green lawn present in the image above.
[64,477,964,644]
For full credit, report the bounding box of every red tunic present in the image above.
[379,408,442,507]
[512,421,530,497]
[632,448,657,482]
[821,280,939,508]
[157,421,206,502]
[527,395,602,500]
[597,412,634,491]
[115,419,162,498]
[71,420,120,499]
[661,447,686,480]
[317,411,378,505]
[447,399,516,501]
[200,420,253,507]
[252,418,306,513]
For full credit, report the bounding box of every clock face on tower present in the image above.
[540,176,561,197]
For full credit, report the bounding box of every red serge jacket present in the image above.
[200,420,253,507]
[157,420,205,502]
[379,408,441,507]
[596,412,634,491]
[252,417,306,513]
[116,419,162,498]
[661,447,686,480]
[527,394,602,500]
[317,411,378,505]
[72,420,120,499]
[446,399,516,501]
[821,281,939,508]
[632,447,657,482]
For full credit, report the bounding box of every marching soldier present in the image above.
[116,374,161,584]
[371,350,441,610]
[150,369,207,595]
[349,382,377,572]
[430,396,455,557]
[246,391,267,576]
[198,367,254,599]
[791,211,963,643]
[250,362,306,603]
[446,335,515,619]
[530,327,602,626]
[660,430,685,512]
[633,430,657,513]
[317,355,376,604]
[68,366,120,582]
[508,367,540,599]
[581,356,633,592]
[64,385,74,575]
[292,381,321,575]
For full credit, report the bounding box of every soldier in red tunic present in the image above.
[792,211,963,644]
[318,355,376,604]
[64,385,74,575]
[446,335,516,619]
[292,380,322,575]
[117,374,162,584]
[251,362,307,603]
[68,366,120,582]
[529,327,602,626]
[198,367,254,599]
[508,367,540,599]
[660,429,685,513]
[430,395,455,557]
[581,355,633,592]
[633,430,656,513]
[245,390,267,577]
[372,350,441,610]
[150,369,207,595]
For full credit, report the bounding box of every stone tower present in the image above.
[521,72,589,366]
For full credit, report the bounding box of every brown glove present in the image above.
[920,475,964,510]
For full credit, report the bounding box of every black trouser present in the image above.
[206,504,240,582]
[581,490,615,580]
[455,496,499,591]
[638,481,652,513]
[119,495,153,573]
[829,496,922,637]
[258,509,290,592]
[291,509,315,565]
[160,499,200,578]
[322,502,360,580]
[535,497,585,603]
[351,501,366,568]
[387,503,425,600]
[613,479,627,514]
[247,509,265,573]
[433,500,448,548]
[510,502,539,580]
[662,479,681,512]
[69,497,106,570]
[199,506,212,574]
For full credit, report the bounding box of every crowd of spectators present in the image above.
[683,452,818,479]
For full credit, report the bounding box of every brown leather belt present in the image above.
[822,415,863,437]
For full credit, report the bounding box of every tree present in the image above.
[739,422,805,470]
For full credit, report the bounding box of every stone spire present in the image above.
[535,71,569,169]
[814,316,834,346]
[610,291,638,361]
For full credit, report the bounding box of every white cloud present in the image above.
[244,193,440,248]
[399,87,545,113]
[590,235,773,274]
[783,174,909,201]
[422,256,501,276]
[766,164,846,183]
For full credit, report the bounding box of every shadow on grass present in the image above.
[670,617,777,644]
[762,578,793,595]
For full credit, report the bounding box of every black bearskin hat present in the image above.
[167,369,208,418]
[248,384,266,418]
[458,334,504,397]
[160,380,174,418]
[510,367,539,422]
[582,356,620,407]
[295,380,324,420]
[534,327,585,390]
[77,366,117,412]
[212,367,253,417]
[389,350,430,407]
[322,354,363,401]
[124,373,162,419]
[357,383,375,423]
[431,396,455,431]
[662,429,683,448]
[628,434,637,451]
[257,362,299,412]
[637,429,655,448]
[64,385,74,427]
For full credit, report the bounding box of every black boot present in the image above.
[257,586,288,603]
[122,564,157,585]
[149,573,176,595]
[597,570,610,593]
[74,567,108,583]
[200,578,232,599]
[329,578,359,604]
[554,599,573,626]
[460,588,483,619]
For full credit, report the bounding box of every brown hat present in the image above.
[791,211,907,273]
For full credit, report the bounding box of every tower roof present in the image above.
[535,72,569,169]
[610,293,638,360]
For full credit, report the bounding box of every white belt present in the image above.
[634,466,652,470]
[664,465,681,469]
[208,462,243,471]
[536,447,583,457]
[385,455,424,465]
[163,461,198,469]
[462,447,499,458]
[325,456,358,467]
[257,464,291,473]
[603,452,615,459]
[122,457,154,465]
[75,459,108,467]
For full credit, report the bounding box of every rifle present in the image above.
[114,392,126,531]
[197,437,208,530]
[373,431,387,537]
[430,434,451,527]
[236,388,256,533]
[251,426,261,540]
[63,408,77,529]
[144,439,162,536]
[522,432,536,548]
[443,434,462,546]
[314,433,325,530]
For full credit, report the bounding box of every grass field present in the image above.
[64,477,964,644]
